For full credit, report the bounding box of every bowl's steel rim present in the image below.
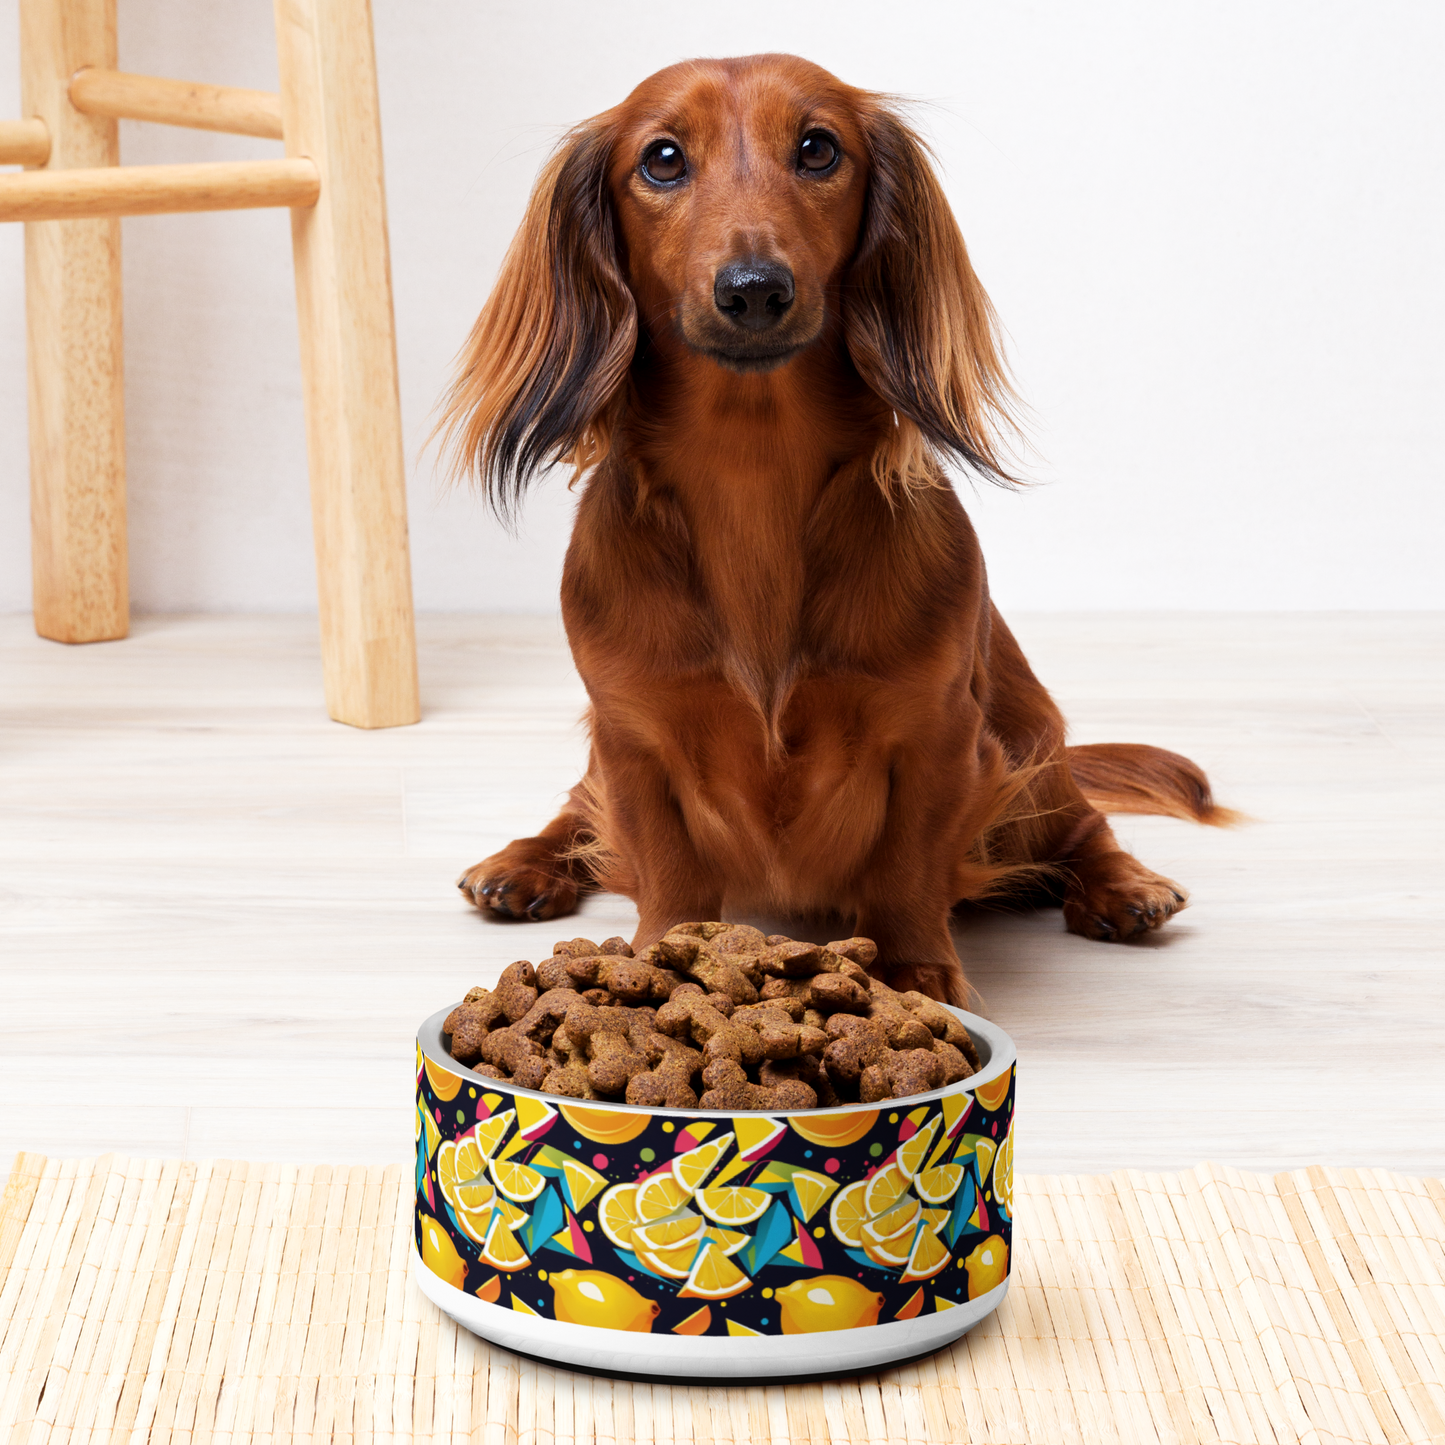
[416,1001,1016,1116]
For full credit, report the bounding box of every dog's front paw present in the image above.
[457,844,580,922]
[1063,852,1187,941]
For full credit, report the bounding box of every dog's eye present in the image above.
[798,131,839,173]
[641,141,686,184]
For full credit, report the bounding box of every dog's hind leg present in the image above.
[457,775,598,921]
[975,610,1234,942]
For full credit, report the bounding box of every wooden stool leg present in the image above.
[22,0,127,644]
[273,0,420,728]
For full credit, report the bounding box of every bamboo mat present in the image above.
[2,1155,1444,1445]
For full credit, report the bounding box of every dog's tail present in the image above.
[1065,743,1243,827]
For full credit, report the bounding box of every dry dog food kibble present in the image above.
[441,923,979,1109]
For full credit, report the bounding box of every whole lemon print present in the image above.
[964,1235,1010,1299]
[550,1269,661,1332]
[775,1276,885,1333]
[418,1213,467,1291]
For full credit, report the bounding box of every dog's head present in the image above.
[440,54,1016,518]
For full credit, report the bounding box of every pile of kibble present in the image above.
[441,922,979,1111]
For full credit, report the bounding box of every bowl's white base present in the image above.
[411,1250,1007,1381]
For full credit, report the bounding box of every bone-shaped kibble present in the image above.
[644,937,759,1003]
[699,1058,817,1111]
[564,954,675,1003]
[655,994,765,1069]
[825,937,879,968]
[439,925,973,1109]
[760,1053,838,1107]
[494,960,539,1022]
[478,1026,550,1090]
[551,937,601,958]
[758,941,841,977]
[626,1034,702,1108]
[863,977,937,1051]
[730,1002,828,1060]
[512,989,584,1042]
[563,1000,650,1095]
[931,1038,975,1085]
[859,1047,944,1102]
[807,974,871,1014]
[443,993,505,1063]
[540,1060,597,1099]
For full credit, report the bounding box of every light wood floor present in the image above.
[2,612,1441,1175]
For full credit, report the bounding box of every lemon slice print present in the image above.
[597,1181,641,1249]
[921,1207,950,1235]
[455,1179,495,1213]
[635,1172,692,1222]
[630,1210,705,1255]
[433,1132,473,1202]
[637,1238,706,1279]
[863,1225,917,1269]
[479,1213,530,1273]
[454,1204,492,1247]
[676,1241,752,1300]
[972,1136,999,1192]
[671,1132,734,1194]
[992,1130,1014,1214]
[827,1179,872,1248]
[694,1185,771,1227]
[862,1163,909,1219]
[899,1224,951,1282]
[786,1168,839,1223]
[423,1057,463,1103]
[861,1195,920,1248]
[896,1115,942,1181]
[915,1163,965,1204]
[560,1157,608,1214]
[702,1225,751,1256]
[471,1110,517,1165]
[955,1132,997,1183]
[672,1305,712,1336]
[489,1158,546,1203]
[557,1104,650,1146]
[972,1066,1012,1114]
[495,1196,529,1230]
[775,1276,885,1333]
[788,1110,878,1149]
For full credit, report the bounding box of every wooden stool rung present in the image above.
[0,157,319,222]
[0,117,49,166]
[68,68,284,141]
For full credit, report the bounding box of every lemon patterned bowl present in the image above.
[412,1004,1015,1381]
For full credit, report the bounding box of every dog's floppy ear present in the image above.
[438,116,637,521]
[846,103,1019,491]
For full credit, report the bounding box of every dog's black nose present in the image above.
[713,259,794,330]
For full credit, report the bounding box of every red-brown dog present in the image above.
[442,54,1234,1005]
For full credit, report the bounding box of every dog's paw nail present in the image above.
[1090,915,1115,938]
[1125,906,1142,917]
[1170,890,1184,903]
[526,893,552,918]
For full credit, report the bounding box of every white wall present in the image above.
[1,1,1440,613]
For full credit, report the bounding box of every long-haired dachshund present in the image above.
[442,54,1234,1005]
